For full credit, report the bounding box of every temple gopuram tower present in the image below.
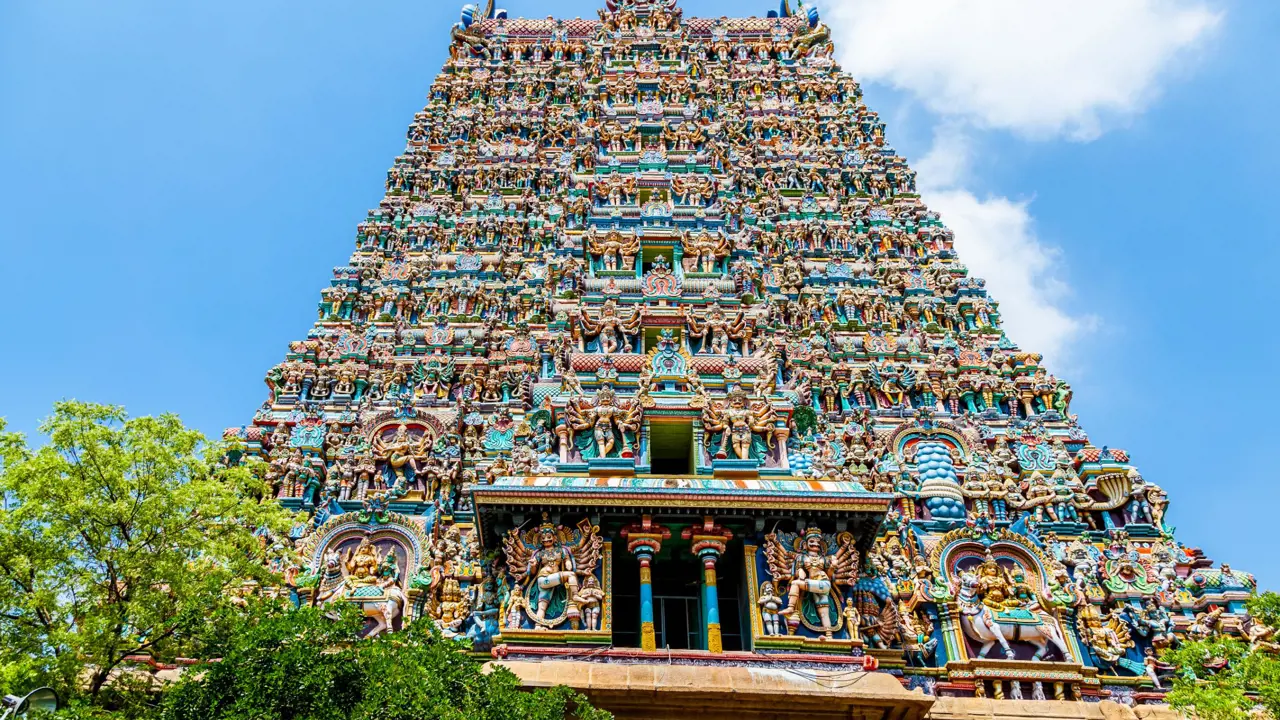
[226,0,1258,717]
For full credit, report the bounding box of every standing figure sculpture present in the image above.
[683,303,746,355]
[586,228,639,271]
[765,527,860,638]
[579,299,643,353]
[701,385,777,461]
[758,580,785,635]
[565,384,643,459]
[682,230,731,274]
[502,516,604,630]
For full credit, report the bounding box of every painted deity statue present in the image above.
[765,527,860,638]
[372,424,430,489]
[681,230,731,274]
[573,576,606,631]
[702,385,776,461]
[579,299,643,353]
[758,580,785,636]
[586,228,639,271]
[1129,599,1176,649]
[683,302,746,355]
[1076,604,1134,666]
[954,552,1072,661]
[502,516,604,629]
[312,538,407,637]
[564,384,643,459]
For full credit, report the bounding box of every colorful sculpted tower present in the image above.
[226,0,1262,713]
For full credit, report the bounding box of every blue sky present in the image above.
[1,0,1277,587]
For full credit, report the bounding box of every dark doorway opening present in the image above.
[649,422,694,475]
[717,540,748,652]
[611,546,641,649]
[610,537,705,650]
[610,534,750,652]
[651,543,703,650]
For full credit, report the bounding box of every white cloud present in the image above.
[914,127,1096,364]
[818,0,1221,139]
[810,0,1219,364]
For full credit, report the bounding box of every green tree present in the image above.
[0,402,299,717]
[161,601,610,720]
[1163,592,1280,720]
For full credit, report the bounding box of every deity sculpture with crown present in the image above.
[502,516,604,630]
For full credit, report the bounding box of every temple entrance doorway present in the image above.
[650,543,703,650]
[610,530,751,652]
[716,539,748,652]
[611,538,705,650]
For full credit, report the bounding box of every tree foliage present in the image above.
[1163,593,1280,720]
[161,601,610,720]
[0,403,608,720]
[0,402,299,716]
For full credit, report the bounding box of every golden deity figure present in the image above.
[342,538,385,592]
[702,385,776,461]
[565,384,643,459]
[683,302,746,356]
[765,527,860,638]
[419,524,483,630]
[974,552,1021,613]
[1076,604,1134,665]
[972,552,1053,622]
[372,424,430,488]
[436,574,470,629]
[579,298,643,354]
[319,537,405,638]
[681,230,731,274]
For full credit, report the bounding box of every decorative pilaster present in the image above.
[621,515,671,652]
[682,516,733,653]
[692,419,707,473]
[774,421,790,470]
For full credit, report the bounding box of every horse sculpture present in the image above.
[955,570,1072,661]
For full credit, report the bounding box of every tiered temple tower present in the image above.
[226,0,1261,714]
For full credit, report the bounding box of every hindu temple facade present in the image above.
[225,0,1262,716]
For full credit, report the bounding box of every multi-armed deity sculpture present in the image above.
[226,0,1268,706]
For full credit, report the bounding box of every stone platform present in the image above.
[494,660,1185,720]
[495,659,932,720]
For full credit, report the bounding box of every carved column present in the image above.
[683,516,734,653]
[774,420,790,471]
[692,419,708,473]
[621,515,671,651]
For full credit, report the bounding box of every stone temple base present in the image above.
[929,697,1183,720]
[492,660,1186,720]
[494,660,931,720]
